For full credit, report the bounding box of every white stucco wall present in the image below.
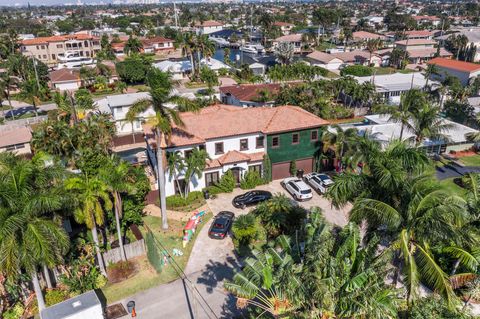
[54,82,80,91]
[206,133,264,159]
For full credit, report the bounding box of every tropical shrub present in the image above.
[166,191,205,211]
[268,62,328,82]
[45,289,70,307]
[340,65,373,77]
[207,170,236,194]
[3,303,24,319]
[262,154,272,182]
[240,171,264,190]
[408,296,473,319]
[232,214,263,247]
[289,160,297,176]
[146,231,163,273]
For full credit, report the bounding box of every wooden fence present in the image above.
[102,239,146,265]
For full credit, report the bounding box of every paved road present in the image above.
[435,163,480,180]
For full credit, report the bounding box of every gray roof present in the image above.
[107,92,150,108]
[355,72,439,93]
[41,290,102,319]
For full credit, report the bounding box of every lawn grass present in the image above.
[101,212,212,303]
[438,177,466,197]
[458,155,480,166]
[315,41,337,51]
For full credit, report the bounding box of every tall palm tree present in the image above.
[183,148,209,196]
[99,157,135,262]
[124,36,143,56]
[0,153,70,311]
[126,69,199,230]
[20,78,43,116]
[65,174,112,276]
[167,151,185,198]
[366,38,382,65]
[423,63,439,90]
[321,125,358,170]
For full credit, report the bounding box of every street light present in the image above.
[27,51,41,92]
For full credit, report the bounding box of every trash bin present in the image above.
[127,300,135,313]
[296,169,304,179]
[203,189,210,200]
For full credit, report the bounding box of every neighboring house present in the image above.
[394,39,452,64]
[412,15,441,27]
[141,37,175,53]
[107,92,153,135]
[195,20,224,35]
[343,114,478,154]
[273,22,295,35]
[143,104,328,196]
[220,83,282,107]
[385,30,436,41]
[0,127,32,155]
[427,57,480,86]
[153,60,191,80]
[352,31,386,42]
[40,290,104,319]
[436,28,480,62]
[306,50,344,70]
[363,16,385,27]
[272,34,304,53]
[49,68,81,91]
[355,72,439,104]
[331,50,382,67]
[19,34,101,65]
[248,62,266,76]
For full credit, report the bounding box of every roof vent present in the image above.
[72,301,82,308]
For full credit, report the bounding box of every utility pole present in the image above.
[173,2,178,29]
[29,53,41,92]
[68,92,79,124]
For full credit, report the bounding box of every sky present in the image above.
[0,0,108,6]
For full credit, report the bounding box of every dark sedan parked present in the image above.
[232,190,273,209]
[208,211,235,239]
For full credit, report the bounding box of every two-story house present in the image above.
[144,104,329,196]
[20,34,101,66]
[219,83,282,107]
[273,22,295,35]
[394,39,452,64]
[195,20,224,35]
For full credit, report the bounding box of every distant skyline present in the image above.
[0,0,105,5]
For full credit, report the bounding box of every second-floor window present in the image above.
[292,133,299,145]
[240,139,248,151]
[256,136,264,149]
[272,136,279,148]
[184,150,193,158]
[215,142,224,155]
[56,44,63,49]
[311,130,318,142]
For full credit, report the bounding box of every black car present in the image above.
[208,211,235,239]
[232,190,273,209]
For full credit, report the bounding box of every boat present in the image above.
[56,51,95,69]
[239,44,260,54]
[252,44,266,54]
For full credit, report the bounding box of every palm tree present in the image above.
[321,125,358,170]
[366,38,382,65]
[183,148,209,196]
[274,42,295,65]
[20,78,44,116]
[167,151,186,198]
[0,153,70,311]
[65,174,112,276]
[465,114,480,143]
[199,66,219,101]
[405,103,452,145]
[258,12,274,46]
[126,69,199,230]
[124,36,143,56]
[423,63,439,89]
[99,157,135,261]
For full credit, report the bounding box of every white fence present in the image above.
[102,239,146,265]
[0,115,48,133]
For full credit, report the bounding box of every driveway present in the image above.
[435,163,480,180]
[206,180,350,227]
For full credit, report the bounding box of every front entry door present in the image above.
[230,167,242,185]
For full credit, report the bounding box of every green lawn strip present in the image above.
[101,212,213,303]
[438,177,466,197]
[458,155,480,167]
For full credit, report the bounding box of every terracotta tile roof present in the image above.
[195,20,223,27]
[331,50,378,62]
[0,127,31,148]
[273,22,294,27]
[219,83,282,102]
[427,57,480,73]
[407,48,452,59]
[49,68,80,83]
[166,104,328,147]
[21,34,98,46]
[307,50,342,63]
[386,30,435,38]
[274,34,303,42]
[142,37,174,46]
[413,15,441,21]
[206,151,265,169]
[395,39,437,46]
[352,31,386,40]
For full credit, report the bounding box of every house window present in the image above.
[292,133,299,145]
[52,54,56,60]
[205,171,219,187]
[184,149,193,158]
[256,136,264,149]
[215,142,224,155]
[42,55,47,59]
[56,44,63,49]
[240,138,248,151]
[311,130,318,141]
[249,164,262,175]
[41,45,45,50]
[272,136,279,148]
[199,144,206,151]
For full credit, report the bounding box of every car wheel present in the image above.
[241,204,246,209]
[294,194,298,201]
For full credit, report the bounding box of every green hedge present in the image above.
[240,171,264,190]
[166,191,206,211]
[340,65,374,77]
[146,231,163,273]
[207,170,236,195]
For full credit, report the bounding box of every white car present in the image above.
[281,177,313,201]
[304,172,334,194]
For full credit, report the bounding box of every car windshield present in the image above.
[312,177,322,184]
[213,223,225,229]
[300,189,312,194]
[319,175,331,182]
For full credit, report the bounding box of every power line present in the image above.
[144,224,219,319]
